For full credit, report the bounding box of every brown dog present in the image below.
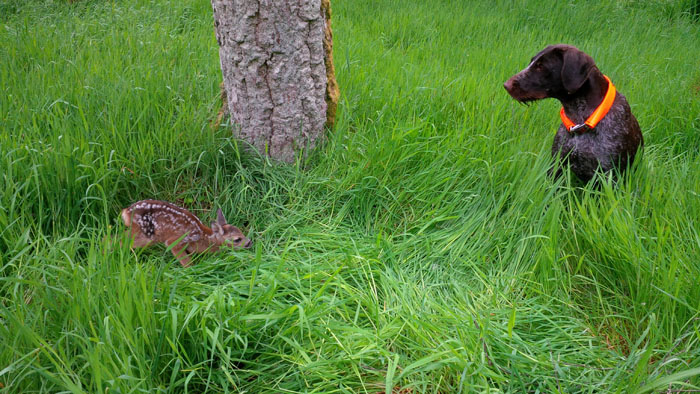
[504,44,643,183]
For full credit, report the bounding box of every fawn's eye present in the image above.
[233,237,242,243]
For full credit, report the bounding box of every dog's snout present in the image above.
[504,79,514,92]
[503,76,521,98]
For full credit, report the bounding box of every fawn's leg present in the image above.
[130,231,153,248]
[165,238,191,267]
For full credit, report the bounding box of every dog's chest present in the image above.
[553,124,620,171]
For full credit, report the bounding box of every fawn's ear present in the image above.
[211,222,224,234]
[216,208,228,226]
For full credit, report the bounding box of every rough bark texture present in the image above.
[321,0,339,128]
[211,0,338,162]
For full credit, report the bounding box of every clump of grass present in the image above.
[1,0,699,392]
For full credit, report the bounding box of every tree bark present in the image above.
[211,0,338,163]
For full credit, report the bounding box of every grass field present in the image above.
[2,0,700,392]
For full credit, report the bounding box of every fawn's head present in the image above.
[211,208,252,249]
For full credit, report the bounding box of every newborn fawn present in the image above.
[120,200,251,267]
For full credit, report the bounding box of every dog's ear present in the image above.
[561,47,596,94]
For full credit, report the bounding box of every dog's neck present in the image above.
[559,71,609,124]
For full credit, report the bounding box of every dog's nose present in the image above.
[504,79,513,92]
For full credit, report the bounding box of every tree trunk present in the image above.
[211,0,339,163]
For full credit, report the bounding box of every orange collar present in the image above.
[560,75,616,134]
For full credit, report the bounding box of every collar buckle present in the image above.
[568,123,590,135]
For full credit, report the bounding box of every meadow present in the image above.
[1,0,700,392]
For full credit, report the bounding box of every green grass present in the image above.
[1,0,700,392]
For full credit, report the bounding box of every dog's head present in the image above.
[503,44,597,102]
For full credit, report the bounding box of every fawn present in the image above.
[120,200,251,267]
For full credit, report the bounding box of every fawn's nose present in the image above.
[244,239,252,248]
